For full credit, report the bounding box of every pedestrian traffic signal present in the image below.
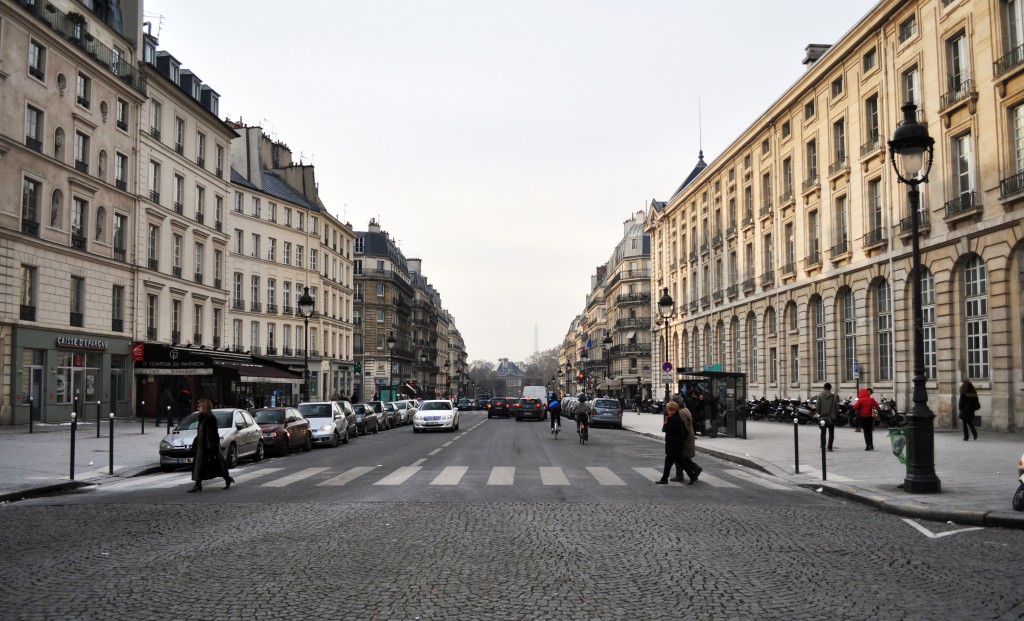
[355,362,361,373]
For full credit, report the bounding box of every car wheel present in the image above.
[253,440,265,462]
[302,433,312,452]
[454,420,459,431]
[330,432,340,448]
[226,443,239,469]
[341,429,349,444]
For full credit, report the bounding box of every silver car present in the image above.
[158,408,265,472]
[393,400,418,425]
[297,401,351,447]
[590,398,624,429]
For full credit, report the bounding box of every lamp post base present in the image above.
[903,404,941,493]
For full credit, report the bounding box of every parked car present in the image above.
[589,397,624,429]
[487,397,511,419]
[457,397,474,411]
[251,407,312,456]
[561,397,579,420]
[393,399,419,425]
[335,400,358,440]
[515,397,546,421]
[383,402,402,427]
[413,400,459,432]
[159,408,265,472]
[353,403,381,434]
[297,401,351,447]
[365,401,388,430]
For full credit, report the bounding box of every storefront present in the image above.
[133,343,302,418]
[10,327,133,424]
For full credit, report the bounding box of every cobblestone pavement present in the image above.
[0,500,1021,620]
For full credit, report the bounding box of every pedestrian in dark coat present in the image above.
[656,401,702,484]
[958,380,980,441]
[188,399,233,493]
[816,382,839,452]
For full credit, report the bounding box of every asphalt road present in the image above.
[1,410,1021,620]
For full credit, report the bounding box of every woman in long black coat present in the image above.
[189,399,234,493]
[657,401,702,484]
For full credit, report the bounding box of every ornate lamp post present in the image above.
[602,332,613,394]
[297,287,315,402]
[565,361,572,395]
[386,332,396,401]
[580,347,589,395]
[443,360,450,399]
[888,102,940,493]
[636,375,643,402]
[419,351,428,397]
[657,287,676,400]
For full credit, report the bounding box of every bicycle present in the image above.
[577,412,589,445]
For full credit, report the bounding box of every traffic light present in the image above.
[354,362,361,373]
[578,372,584,381]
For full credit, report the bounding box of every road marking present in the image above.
[411,458,427,467]
[430,466,468,485]
[442,442,454,447]
[587,467,626,486]
[428,449,443,456]
[724,468,793,490]
[374,465,421,486]
[261,467,330,487]
[318,466,375,486]
[902,519,984,538]
[540,467,570,485]
[691,472,738,488]
[632,467,663,482]
[488,466,515,485]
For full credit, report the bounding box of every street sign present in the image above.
[661,372,674,383]
[662,362,673,372]
[703,364,722,372]
[853,360,860,379]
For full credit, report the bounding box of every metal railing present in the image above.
[864,227,886,247]
[995,44,1024,76]
[941,77,973,109]
[1000,170,1024,198]
[944,191,977,218]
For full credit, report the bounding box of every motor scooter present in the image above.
[1013,451,1024,511]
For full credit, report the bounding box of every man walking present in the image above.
[816,382,839,452]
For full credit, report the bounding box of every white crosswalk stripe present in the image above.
[540,467,569,485]
[723,468,794,490]
[261,467,331,487]
[586,467,626,486]
[691,472,739,488]
[318,466,375,486]
[430,466,468,485]
[632,467,664,483]
[488,466,515,485]
[374,465,421,486]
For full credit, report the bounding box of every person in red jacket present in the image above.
[852,388,879,451]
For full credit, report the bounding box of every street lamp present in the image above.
[636,375,643,402]
[888,101,940,494]
[580,347,589,395]
[565,361,572,396]
[419,351,428,397]
[657,287,675,400]
[443,360,450,399]
[297,286,315,402]
[386,332,396,401]
[602,333,613,394]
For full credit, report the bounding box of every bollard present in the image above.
[793,417,800,474]
[97,400,102,438]
[819,419,827,481]
[141,400,145,434]
[166,406,172,434]
[109,413,115,475]
[29,396,34,434]
[70,412,77,480]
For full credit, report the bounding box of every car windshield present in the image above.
[421,402,452,411]
[353,404,367,414]
[298,404,333,418]
[595,399,619,408]
[394,402,407,410]
[253,410,287,424]
[175,410,232,431]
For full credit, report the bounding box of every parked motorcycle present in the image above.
[835,396,852,427]
[877,395,907,428]
[1013,451,1024,511]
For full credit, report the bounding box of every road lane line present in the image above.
[261,467,331,487]
[487,466,515,485]
[411,458,427,467]
[724,468,793,490]
[540,467,569,486]
[430,466,468,485]
[428,448,443,456]
[586,467,626,486]
[632,467,663,482]
[318,466,376,486]
[374,465,422,485]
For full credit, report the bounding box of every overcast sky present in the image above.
[145,0,878,365]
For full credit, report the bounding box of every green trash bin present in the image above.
[887,427,909,471]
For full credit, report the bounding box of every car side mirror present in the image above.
[235,422,245,430]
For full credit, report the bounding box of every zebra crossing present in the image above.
[98,463,803,492]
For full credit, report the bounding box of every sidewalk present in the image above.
[623,412,1024,529]
[1,415,1022,529]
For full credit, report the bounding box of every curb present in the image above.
[0,481,92,504]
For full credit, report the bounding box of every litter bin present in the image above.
[887,427,909,471]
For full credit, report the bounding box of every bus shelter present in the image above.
[676,371,747,439]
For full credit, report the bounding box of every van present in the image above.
[521,386,548,404]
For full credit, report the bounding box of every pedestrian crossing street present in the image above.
[98,464,802,492]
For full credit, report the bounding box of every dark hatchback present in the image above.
[514,398,546,421]
[487,398,511,419]
[251,407,312,456]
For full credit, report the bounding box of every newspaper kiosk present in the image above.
[675,370,747,439]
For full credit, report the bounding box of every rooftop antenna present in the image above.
[698,97,703,153]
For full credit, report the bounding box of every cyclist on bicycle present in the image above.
[548,393,562,434]
[574,395,592,435]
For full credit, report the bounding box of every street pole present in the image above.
[657,288,675,401]
[298,286,315,403]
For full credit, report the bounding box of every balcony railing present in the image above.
[171,331,180,344]
[616,292,650,305]
[778,190,794,206]
[615,317,651,330]
[232,298,245,311]
[267,303,278,314]
[214,278,222,289]
[117,119,128,131]
[75,160,89,173]
[250,301,262,312]
[864,227,886,247]
[699,242,709,255]
[700,295,710,307]
[20,305,36,321]
[70,312,84,327]
[944,191,978,218]
[173,202,183,215]
[174,143,184,155]
[148,258,158,270]
[726,284,738,297]
[1000,170,1024,198]
[195,212,204,225]
[941,78,974,109]
[725,225,737,239]
[172,266,181,278]
[283,305,294,315]
[282,347,293,357]
[781,262,796,276]
[688,300,698,313]
[147,327,157,340]
[827,155,848,176]
[194,272,203,284]
[711,233,723,248]
[760,271,774,287]
[149,190,160,203]
[22,219,39,237]
[250,346,262,355]
[742,277,755,292]
[829,240,850,258]
[215,220,223,232]
[860,133,881,156]
[802,176,819,192]
[150,127,160,140]
[742,213,754,228]
[193,333,202,345]
[213,337,221,349]
[111,318,123,332]
[197,157,205,168]
[115,179,127,191]
[806,249,821,266]
[758,203,773,219]
[114,248,126,262]
[995,44,1024,76]
[689,250,698,263]
[71,234,86,250]
[26,136,43,152]
[712,290,724,303]
[266,346,278,356]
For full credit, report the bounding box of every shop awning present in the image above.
[213,360,302,384]
[133,343,301,384]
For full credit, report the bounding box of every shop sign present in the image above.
[56,336,109,350]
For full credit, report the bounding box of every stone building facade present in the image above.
[647,0,1024,431]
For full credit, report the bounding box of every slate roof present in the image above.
[670,150,708,198]
[230,168,321,212]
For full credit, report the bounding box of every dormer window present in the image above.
[209,94,219,116]
[169,62,179,84]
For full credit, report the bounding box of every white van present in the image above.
[521,386,548,404]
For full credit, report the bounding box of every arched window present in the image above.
[703,327,711,366]
[920,268,936,380]
[841,289,857,382]
[732,317,742,371]
[747,314,759,381]
[965,256,989,379]
[716,321,725,366]
[876,280,892,381]
[812,297,827,383]
[765,307,777,335]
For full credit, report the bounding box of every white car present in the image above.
[393,399,418,425]
[413,400,459,433]
[297,401,351,447]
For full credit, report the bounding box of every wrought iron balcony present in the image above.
[778,190,794,206]
[26,136,43,152]
[860,133,881,156]
[20,305,36,321]
[214,278,222,289]
[114,248,126,262]
[147,327,157,340]
[944,191,978,218]
[266,346,278,356]
[760,271,774,287]
[250,347,262,355]
[250,301,262,312]
[283,305,294,315]
[742,277,755,293]
[172,266,181,278]
[282,347,293,357]
[726,284,738,297]
[213,337,221,349]
[194,272,203,284]
[193,333,202,345]
[75,160,89,173]
[782,262,796,276]
[215,220,223,232]
[71,234,86,250]
[700,295,710,307]
[829,240,850,258]
[22,219,39,237]
[712,290,724,303]
[712,233,723,248]
[195,212,204,225]
[759,203,773,219]
[112,318,123,332]
[802,176,819,192]
[699,242,709,256]
[805,250,821,266]
[828,154,848,176]
[149,190,160,203]
[266,303,278,314]
[171,331,180,344]
[115,179,127,191]
[863,227,886,247]
[1000,170,1024,198]
[995,44,1024,77]
[232,298,245,311]
[726,225,737,239]
[742,213,754,228]
[173,202,183,215]
[940,77,974,109]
